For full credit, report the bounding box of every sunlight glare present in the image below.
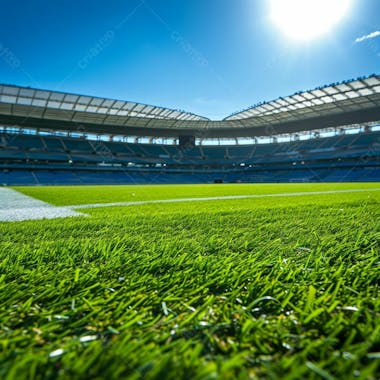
[269,0,352,41]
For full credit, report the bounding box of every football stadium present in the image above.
[1,75,380,186]
[1,0,380,379]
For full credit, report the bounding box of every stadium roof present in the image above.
[1,75,380,138]
[0,85,209,122]
[225,75,380,121]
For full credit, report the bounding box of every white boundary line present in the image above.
[70,188,380,210]
[0,188,84,222]
[2,187,379,222]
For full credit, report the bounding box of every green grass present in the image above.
[1,183,380,379]
[14,182,380,206]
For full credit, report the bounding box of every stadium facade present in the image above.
[0,75,379,185]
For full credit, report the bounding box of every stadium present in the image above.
[1,75,380,185]
[1,1,380,379]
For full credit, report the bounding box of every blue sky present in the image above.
[1,0,379,119]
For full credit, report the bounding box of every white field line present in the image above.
[70,188,380,210]
[0,188,84,222]
[2,187,379,222]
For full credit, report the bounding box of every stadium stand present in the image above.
[0,130,379,185]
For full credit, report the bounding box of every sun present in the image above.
[269,0,352,42]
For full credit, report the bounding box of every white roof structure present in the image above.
[0,75,379,138]
[225,76,380,122]
[0,85,209,122]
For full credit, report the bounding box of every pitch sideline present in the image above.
[69,187,380,210]
[0,187,84,222]
[1,187,379,222]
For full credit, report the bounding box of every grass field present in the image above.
[1,183,380,379]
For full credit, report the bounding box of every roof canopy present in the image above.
[0,85,209,122]
[225,76,380,122]
[1,75,379,138]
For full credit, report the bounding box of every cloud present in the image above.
[355,31,380,43]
